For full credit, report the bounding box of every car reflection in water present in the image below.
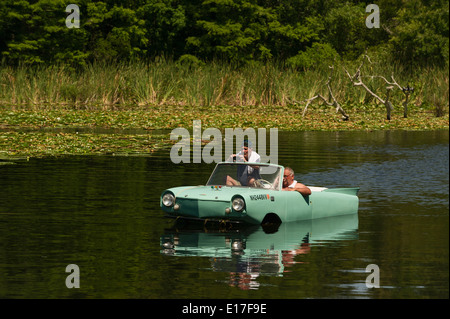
[160,214,358,290]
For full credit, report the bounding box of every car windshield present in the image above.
[206,163,282,190]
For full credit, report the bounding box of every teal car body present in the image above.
[160,162,359,225]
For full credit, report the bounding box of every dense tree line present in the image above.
[0,0,448,68]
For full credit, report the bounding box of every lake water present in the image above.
[0,130,448,300]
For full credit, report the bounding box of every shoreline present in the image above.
[1,107,448,159]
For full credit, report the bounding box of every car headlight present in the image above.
[162,193,175,207]
[232,197,245,212]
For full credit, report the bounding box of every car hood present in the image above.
[165,185,274,202]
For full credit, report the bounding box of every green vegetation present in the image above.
[1,0,447,112]
[0,0,448,158]
[0,105,448,131]
[1,0,448,68]
[1,105,448,158]
[0,130,168,158]
[0,58,448,158]
[0,59,448,111]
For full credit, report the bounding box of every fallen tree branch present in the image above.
[362,74,414,118]
[303,66,349,120]
[344,56,395,120]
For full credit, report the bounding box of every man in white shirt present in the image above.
[226,140,261,186]
[282,167,311,195]
[227,139,260,163]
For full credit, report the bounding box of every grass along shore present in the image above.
[1,104,448,131]
[1,59,448,112]
[1,59,448,158]
[1,105,448,158]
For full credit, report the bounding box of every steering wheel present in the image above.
[254,179,273,189]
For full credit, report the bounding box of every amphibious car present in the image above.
[161,162,359,225]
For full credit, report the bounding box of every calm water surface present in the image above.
[0,130,448,299]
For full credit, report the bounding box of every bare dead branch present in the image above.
[303,66,349,120]
[302,94,329,117]
[361,74,413,118]
[344,55,404,120]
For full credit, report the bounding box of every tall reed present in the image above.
[0,59,448,115]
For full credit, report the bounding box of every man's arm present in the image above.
[284,183,311,195]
